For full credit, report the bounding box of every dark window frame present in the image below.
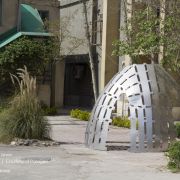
[38,10,49,22]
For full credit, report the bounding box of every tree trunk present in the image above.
[82,0,98,101]
[158,0,166,64]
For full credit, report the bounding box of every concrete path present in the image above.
[0,115,179,180]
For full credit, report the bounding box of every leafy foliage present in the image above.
[0,67,50,142]
[0,37,56,94]
[113,1,180,77]
[167,141,180,172]
[70,109,90,121]
[176,123,180,138]
[113,5,161,62]
[42,104,58,116]
[113,8,160,60]
[112,116,131,129]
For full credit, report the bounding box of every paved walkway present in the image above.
[0,116,179,180]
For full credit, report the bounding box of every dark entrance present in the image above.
[64,55,94,108]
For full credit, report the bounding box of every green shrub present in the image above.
[0,101,8,113]
[0,107,4,113]
[167,141,180,172]
[70,109,90,121]
[0,67,50,143]
[70,109,81,118]
[42,104,57,116]
[175,123,180,138]
[112,116,131,128]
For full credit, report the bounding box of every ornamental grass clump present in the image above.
[0,67,50,142]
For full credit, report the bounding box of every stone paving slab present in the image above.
[0,115,179,180]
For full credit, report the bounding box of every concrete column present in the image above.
[54,60,65,108]
[100,0,120,92]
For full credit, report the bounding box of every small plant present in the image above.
[44,107,57,116]
[112,116,131,129]
[0,100,8,113]
[70,109,90,121]
[0,106,4,113]
[166,141,180,172]
[0,67,50,143]
[70,109,81,118]
[41,104,57,116]
[175,123,180,138]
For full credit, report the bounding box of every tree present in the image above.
[82,0,98,101]
[113,1,161,63]
[113,0,180,79]
[50,2,99,102]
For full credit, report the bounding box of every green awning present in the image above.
[0,32,52,48]
[21,4,45,32]
[0,4,52,49]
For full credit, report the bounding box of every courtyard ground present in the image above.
[0,115,179,180]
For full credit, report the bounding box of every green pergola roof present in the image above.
[0,4,52,48]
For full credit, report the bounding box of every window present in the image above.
[0,0,2,26]
[157,7,160,17]
[38,10,49,30]
[38,10,49,22]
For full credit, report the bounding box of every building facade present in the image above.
[57,0,103,108]
[0,0,60,106]
[56,0,120,107]
[2,0,167,110]
[0,0,143,110]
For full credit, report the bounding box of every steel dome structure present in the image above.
[85,64,180,152]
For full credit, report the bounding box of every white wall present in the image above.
[60,0,92,55]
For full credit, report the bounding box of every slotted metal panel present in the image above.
[85,64,180,152]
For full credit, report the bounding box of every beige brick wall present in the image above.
[0,0,18,34]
